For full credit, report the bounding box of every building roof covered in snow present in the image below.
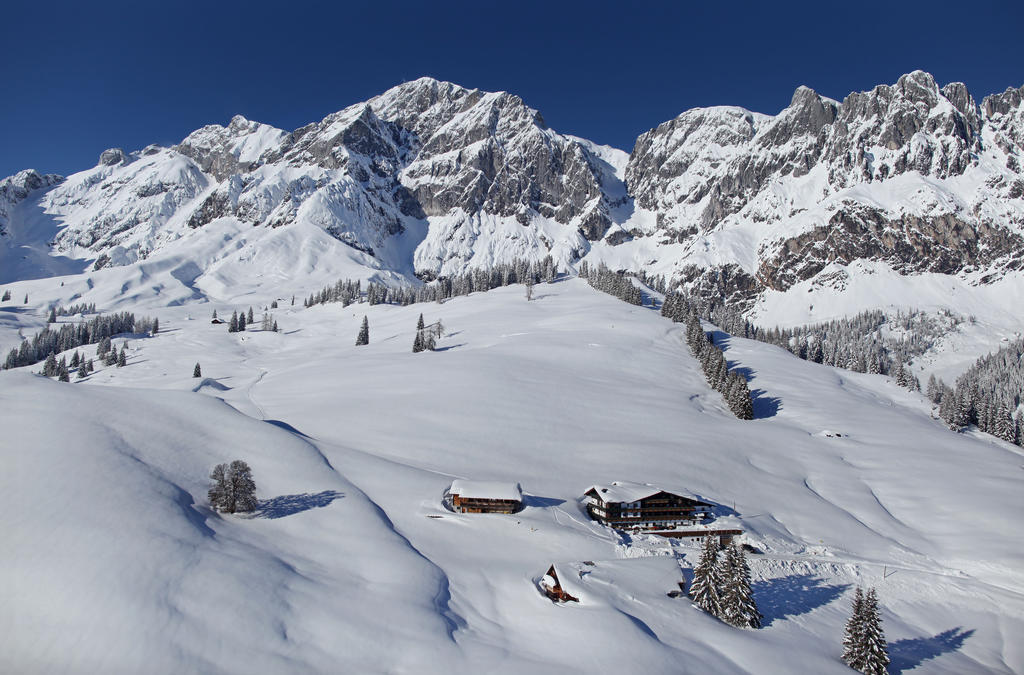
[448,480,522,502]
[584,481,707,504]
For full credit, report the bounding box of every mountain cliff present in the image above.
[2,72,1022,325]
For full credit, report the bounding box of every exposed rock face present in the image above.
[2,72,1022,314]
[759,207,1024,292]
[622,71,1024,308]
[0,170,64,236]
[98,148,127,166]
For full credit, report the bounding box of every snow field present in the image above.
[1,279,1022,673]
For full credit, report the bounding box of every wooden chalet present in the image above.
[582,481,712,531]
[539,565,579,603]
[446,480,523,514]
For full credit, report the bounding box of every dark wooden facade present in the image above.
[451,494,521,514]
[583,486,712,531]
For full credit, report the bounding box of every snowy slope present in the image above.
[2,280,1021,673]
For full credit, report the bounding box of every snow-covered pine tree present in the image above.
[859,588,890,675]
[1,290,9,301]
[238,312,246,331]
[356,316,369,346]
[229,311,238,332]
[525,278,534,301]
[70,351,80,368]
[272,320,278,332]
[212,309,218,320]
[229,460,258,513]
[151,317,159,334]
[689,534,723,617]
[117,346,126,367]
[57,362,70,382]
[77,360,88,379]
[247,307,254,325]
[87,358,94,373]
[208,464,231,512]
[842,587,866,671]
[47,307,56,324]
[193,362,202,378]
[105,348,117,366]
[718,543,761,628]
[413,314,426,353]
[43,352,57,377]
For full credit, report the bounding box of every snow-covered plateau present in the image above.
[1,279,1022,673]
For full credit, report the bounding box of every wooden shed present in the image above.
[539,565,579,603]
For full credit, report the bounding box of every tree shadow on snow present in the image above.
[752,574,848,626]
[254,491,344,519]
[751,388,782,418]
[522,495,566,508]
[434,343,465,352]
[889,627,975,674]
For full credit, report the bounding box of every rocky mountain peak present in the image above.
[98,148,128,166]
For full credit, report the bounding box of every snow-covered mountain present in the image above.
[2,73,1022,334]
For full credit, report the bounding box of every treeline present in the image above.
[666,288,959,394]
[52,302,98,318]
[304,256,560,309]
[579,261,643,305]
[927,338,1023,444]
[3,312,157,370]
[662,293,754,419]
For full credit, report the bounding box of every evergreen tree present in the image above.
[77,360,88,379]
[413,314,426,353]
[525,278,534,301]
[87,358,94,373]
[690,535,722,617]
[842,587,866,671]
[247,307,254,324]
[860,588,890,675]
[229,311,239,333]
[43,352,57,377]
[47,307,57,324]
[272,320,278,332]
[842,587,889,674]
[238,312,246,331]
[70,351,80,368]
[193,362,202,378]
[718,543,761,628]
[229,460,258,512]
[105,348,117,366]
[356,316,370,346]
[57,362,70,382]
[208,460,258,513]
[151,317,159,334]
[1,289,9,301]
[212,309,218,319]
[117,346,126,367]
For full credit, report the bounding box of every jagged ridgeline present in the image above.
[2,312,157,370]
[303,256,559,308]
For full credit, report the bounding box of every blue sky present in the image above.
[2,0,1021,178]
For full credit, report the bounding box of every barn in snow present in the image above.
[446,480,523,514]
[582,481,712,530]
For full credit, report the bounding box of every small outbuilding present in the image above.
[446,480,523,514]
[540,565,579,603]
